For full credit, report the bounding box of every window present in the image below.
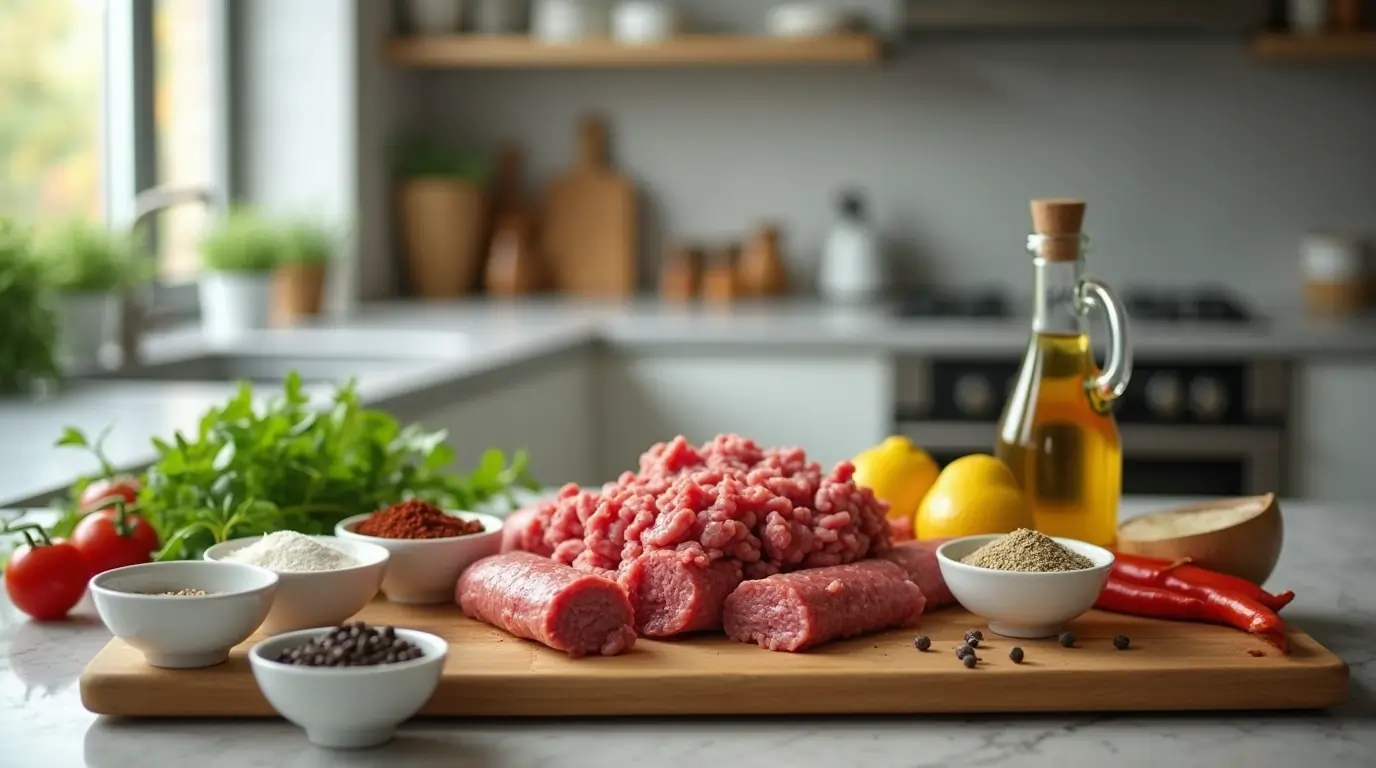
[153,0,219,282]
[0,0,106,223]
[0,0,231,318]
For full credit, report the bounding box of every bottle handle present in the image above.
[1078,278,1133,404]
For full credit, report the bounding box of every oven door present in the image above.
[895,422,1285,498]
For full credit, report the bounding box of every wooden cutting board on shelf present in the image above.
[539,117,637,297]
[79,601,1347,717]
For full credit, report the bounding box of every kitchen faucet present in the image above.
[117,185,219,367]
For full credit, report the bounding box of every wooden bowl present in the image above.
[1116,494,1283,586]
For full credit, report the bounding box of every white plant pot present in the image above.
[199,272,272,341]
[406,0,465,35]
[55,291,116,372]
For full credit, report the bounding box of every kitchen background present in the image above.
[336,0,1376,303]
[3,0,1375,513]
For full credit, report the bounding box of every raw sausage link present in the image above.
[723,560,927,652]
[457,552,636,658]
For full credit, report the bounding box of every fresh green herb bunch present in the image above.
[201,207,282,273]
[279,219,335,265]
[33,218,143,293]
[393,137,489,183]
[54,373,539,560]
[0,218,60,395]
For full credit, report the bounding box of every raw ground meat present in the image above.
[518,435,892,586]
[881,539,956,610]
[500,507,539,553]
[619,549,744,637]
[888,515,915,543]
[457,552,636,658]
[722,560,927,652]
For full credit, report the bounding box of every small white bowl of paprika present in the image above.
[335,501,502,605]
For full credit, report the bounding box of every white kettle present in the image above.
[818,190,885,303]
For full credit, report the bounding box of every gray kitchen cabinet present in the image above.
[595,350,893,480]
[1296,362,1376,503]
[415,353,597,490]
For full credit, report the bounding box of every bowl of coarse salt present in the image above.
[205,532,389,635]
[937,528,1113,640]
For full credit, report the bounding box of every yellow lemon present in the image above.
[915,454,1034,540]
[851,435,940,521]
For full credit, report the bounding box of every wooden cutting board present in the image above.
[539,117,637,297]
[79,600,1347,717]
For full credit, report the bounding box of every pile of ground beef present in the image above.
[516,434,892,580]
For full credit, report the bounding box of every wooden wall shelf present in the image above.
[387,34,883,69]
[1252,32,1376,60]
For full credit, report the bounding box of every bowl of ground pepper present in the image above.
[335,501,502,605]
[936,528,1113,639]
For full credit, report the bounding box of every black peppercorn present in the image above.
[965,629,983,642]
[1009,647,1024,663]
[914,635,931,652]
[956,644,974,659]
[967,637,980,649]
[962,653,978,669]
[276,622,425,668]
[1113,634,1131,650]
[1058,631,1076,648]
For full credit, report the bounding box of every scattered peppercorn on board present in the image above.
[79,599,1348,717]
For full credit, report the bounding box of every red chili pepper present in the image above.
[1096,577,1289,654]
[1111,552,1295,613]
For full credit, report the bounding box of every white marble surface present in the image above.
[4,298,1376,508]
[1,498,1372,768]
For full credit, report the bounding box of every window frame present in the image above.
[105,0,237,325]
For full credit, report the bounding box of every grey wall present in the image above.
[383,38,1376,306]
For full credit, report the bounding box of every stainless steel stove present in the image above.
[892,286,1288,497]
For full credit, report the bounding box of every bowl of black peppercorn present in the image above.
[248,622,448,750]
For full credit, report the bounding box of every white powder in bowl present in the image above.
[225,531,360,572]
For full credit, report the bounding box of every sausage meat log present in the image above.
[880,539,956,610]
[457,552,637,658]
[619,550,744,637]
[723,559,927,652]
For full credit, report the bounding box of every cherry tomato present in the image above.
[78,476,141,514]
[5,531,90,621]
[72,507,160,575]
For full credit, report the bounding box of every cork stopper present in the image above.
[1029,198,1086,262]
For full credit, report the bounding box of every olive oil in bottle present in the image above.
[995,199,1133,547]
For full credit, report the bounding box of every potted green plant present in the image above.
[199,208,281,339]
[272,219,335,325]
[33,218,139,371]
[0,219,60,395]
[394,137,489,298]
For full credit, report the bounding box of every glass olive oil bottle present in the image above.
[996,199,1133,547]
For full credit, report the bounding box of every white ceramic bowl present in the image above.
[204,536,389,635]
[89,561,279,668]
[249,627,448,749]
[334,510,503,605]
[936,534,1114,639]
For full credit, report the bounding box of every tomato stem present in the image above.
[108,499,135,537]
[3,523,54,548]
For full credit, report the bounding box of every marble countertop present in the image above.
[4,298,1375,508]
[1,497,1372,768]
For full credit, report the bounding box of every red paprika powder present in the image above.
[355,500,484,540]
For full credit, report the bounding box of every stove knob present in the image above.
[1144,373,1184,418]
[954,374,995,417]
[1189,376,1228,421]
